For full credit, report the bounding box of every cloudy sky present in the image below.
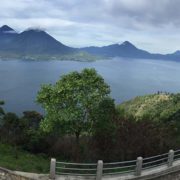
[0,0,180,53]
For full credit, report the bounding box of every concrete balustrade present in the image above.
[96,160,103,180]
[168,149,174,167]
[49,149,180,180]
[135,156,143,176]
[50,158,56,179]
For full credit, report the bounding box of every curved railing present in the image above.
[103,159,136,175]
[56,161,97,176]
[49,148,180,179]
[142,152,169,170]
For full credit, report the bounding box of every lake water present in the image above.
[1,57,180,115]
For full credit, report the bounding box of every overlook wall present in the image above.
[52,149,180,180]
[1,163,180,180]
[2,153,180,180]
[56,160,180,180]
[0,167,49,180]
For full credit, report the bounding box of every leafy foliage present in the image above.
[2,71,180,167]
[0,143,49,173]
[0,100,5,121]
[117,93,180,123]
[91,97,117,161]
[37,68,110,140]
[20,111,46,152]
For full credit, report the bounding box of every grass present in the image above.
[0,143,50,173]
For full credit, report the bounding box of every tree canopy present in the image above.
[37,68,111,140]
[0,100,5,117]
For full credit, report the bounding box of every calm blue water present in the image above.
[0,58,180,115]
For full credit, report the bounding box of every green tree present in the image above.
[0,100,5,141]
[20,111,45,152]
[1,113,22,158]
[37,68,110,144]
[91,97,117,161]
[0,100,5,120]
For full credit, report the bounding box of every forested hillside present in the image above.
[118,93,180,123]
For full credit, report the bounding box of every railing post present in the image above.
[50,158,56,179]
[168,149,174,167]
[96,160,103,180]
[135,157,143,176]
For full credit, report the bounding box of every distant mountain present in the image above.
[0,25,180,61]
[0,25,17,33]
[81,41,165,60]
[81,41,180,61]
[81,41,150,58]
[0,25,97,60]
[172,50,180,56]
[1,28,75,55]
[0,25,18,47]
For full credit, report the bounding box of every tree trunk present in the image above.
[75,132,80,145]
[75,131,80,162]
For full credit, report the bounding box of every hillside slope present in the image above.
[117,93,180,122]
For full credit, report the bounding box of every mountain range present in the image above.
[0,25,180,61]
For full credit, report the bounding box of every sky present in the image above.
[0,0,180,54]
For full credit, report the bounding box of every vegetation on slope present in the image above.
[118,93,180,123]
[1,69,180,173]
[0,143,49,173]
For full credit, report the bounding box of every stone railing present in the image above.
[49,149,180,180]
[1,149,180,180]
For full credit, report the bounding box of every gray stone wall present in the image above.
[152,171,180,180]
[0,167,49,180]
[0,171,33,180]
[2,163,180,180]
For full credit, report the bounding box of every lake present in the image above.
[1,57,180,115]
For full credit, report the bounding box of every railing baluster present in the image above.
[96,160,103,180]
[168,149,174,167]
[135,157,143,176]
[50,158,56,179]
[51,148,180,178]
